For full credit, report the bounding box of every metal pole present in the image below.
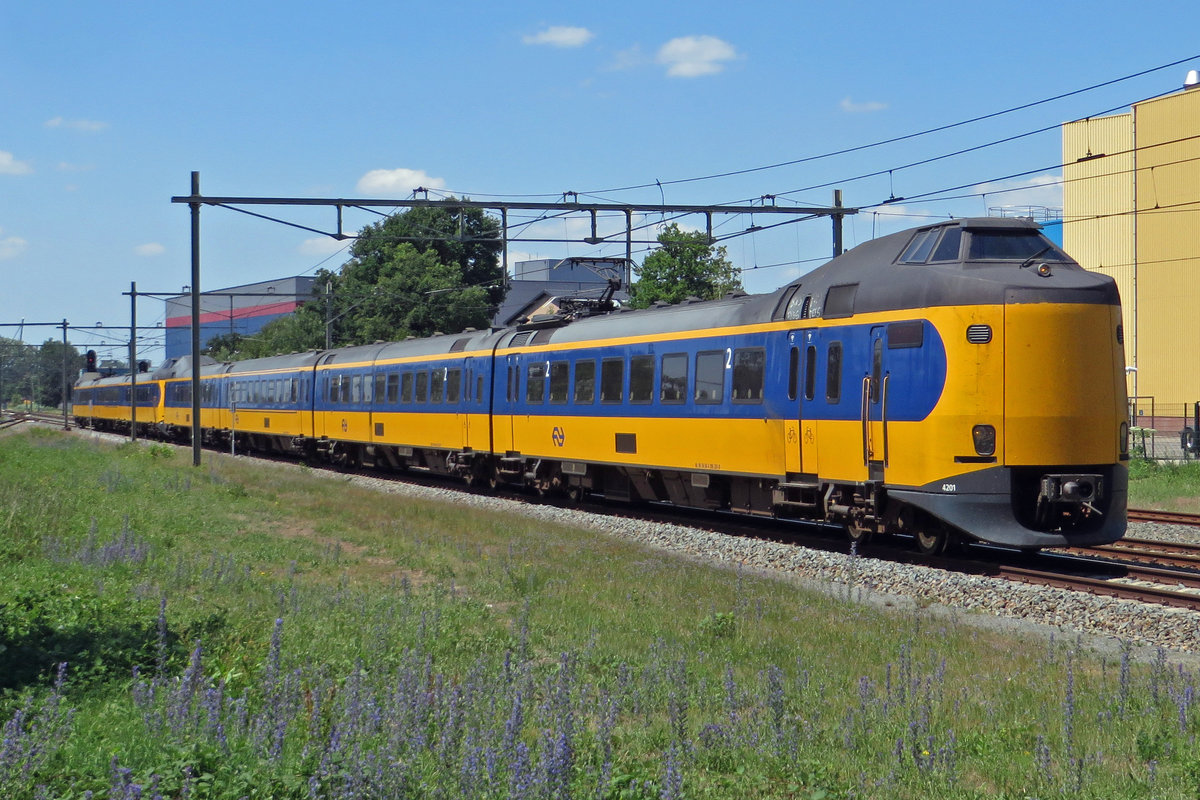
[324,278,333,349]
[129,282,137,442]
[61,319,69,430]
[833,189,844,257]
[501,207,509,284]
[189,171,202,466]
[625,209,633,290]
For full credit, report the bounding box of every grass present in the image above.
[0,428,1198,798]
[1128,458,1200,512]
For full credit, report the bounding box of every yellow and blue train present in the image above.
[74,217,1128,552]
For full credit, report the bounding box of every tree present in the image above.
[330,203,505,343]
[628,223,743,309]
[204,204,507,361]
[0,338,83,408]
[204,312,326,361]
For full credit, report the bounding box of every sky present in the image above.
[3,0,1198,363]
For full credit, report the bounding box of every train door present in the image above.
[796,329,819,474]
[863,327,889,483]
[784,331,805,474]
[461,357,474,445]
[502,353,520,452]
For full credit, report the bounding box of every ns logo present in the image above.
[551,426,566,447]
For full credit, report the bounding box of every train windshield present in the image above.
[967,231,1068,262]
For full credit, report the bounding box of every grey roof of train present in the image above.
[111,217,1116,375]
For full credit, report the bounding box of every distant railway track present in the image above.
[1,411,71,431]
[1128,508,1200,526]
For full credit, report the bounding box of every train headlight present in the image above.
[1119,421,1129,455]
[972,424,996,457]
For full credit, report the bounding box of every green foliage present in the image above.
[0,336,85,409]
[697,611,736,641]
[628,223,743,309]
[207,204,507,359]
[4,430,1200,798]
[204,311,326,361]
[335,203,505,343]
[0,574,166,693]
[1128,459,1200,509]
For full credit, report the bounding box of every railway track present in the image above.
[1127,508,1200,526]
[0,411,73,431]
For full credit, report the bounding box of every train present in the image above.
[74,217,1129,553]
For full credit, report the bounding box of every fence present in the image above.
[1128,397,1200,461]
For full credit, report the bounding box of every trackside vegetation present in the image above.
[2,429,1199,799]
[1128,458,1200,512]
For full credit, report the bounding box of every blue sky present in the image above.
[3,0,1197,361]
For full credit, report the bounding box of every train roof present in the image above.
[98,218,1116,373]
[779,216,1119,317]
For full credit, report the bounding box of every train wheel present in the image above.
[845,522,871,548]
[913,522,947,555]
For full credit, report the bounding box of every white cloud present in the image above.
[44,116,109,132]
[656,35,737,78]
[522,26,594,48]
[0,151,33,175]
[840,96,887,113]
[356,168,446,196]
[134,243,165,257]
[0,230,28,260]
[299,236,353,257]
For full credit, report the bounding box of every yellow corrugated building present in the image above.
[1063,83,1200,427]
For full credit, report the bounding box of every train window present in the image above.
[899,229,939,263]
[826,342,843,403]
[430,369,444,404]
[268,381,277,404]
[415,371,429,403]
[352,375,362,405]
[526,363,546,404]
[967,231,1067,261]
[574,360,595,404]
[374,373,386,403]
[695,351,724,404]
[600,358,624,404]
[660,353,688,403]
[887,321,924,349]
[363,374,373,404]
[870,339,882,404]
[823,284,857,319]
[446,368,461,403]
[386,373,399,404]
[930,227,962,261]
[732,348,765,403]
[787,347,800,401]
[549,361,569,404]
[629,355,654,404]
[401,373,414,403]
[476,376,483,403]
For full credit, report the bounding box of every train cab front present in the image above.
[887,219,1129,550]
